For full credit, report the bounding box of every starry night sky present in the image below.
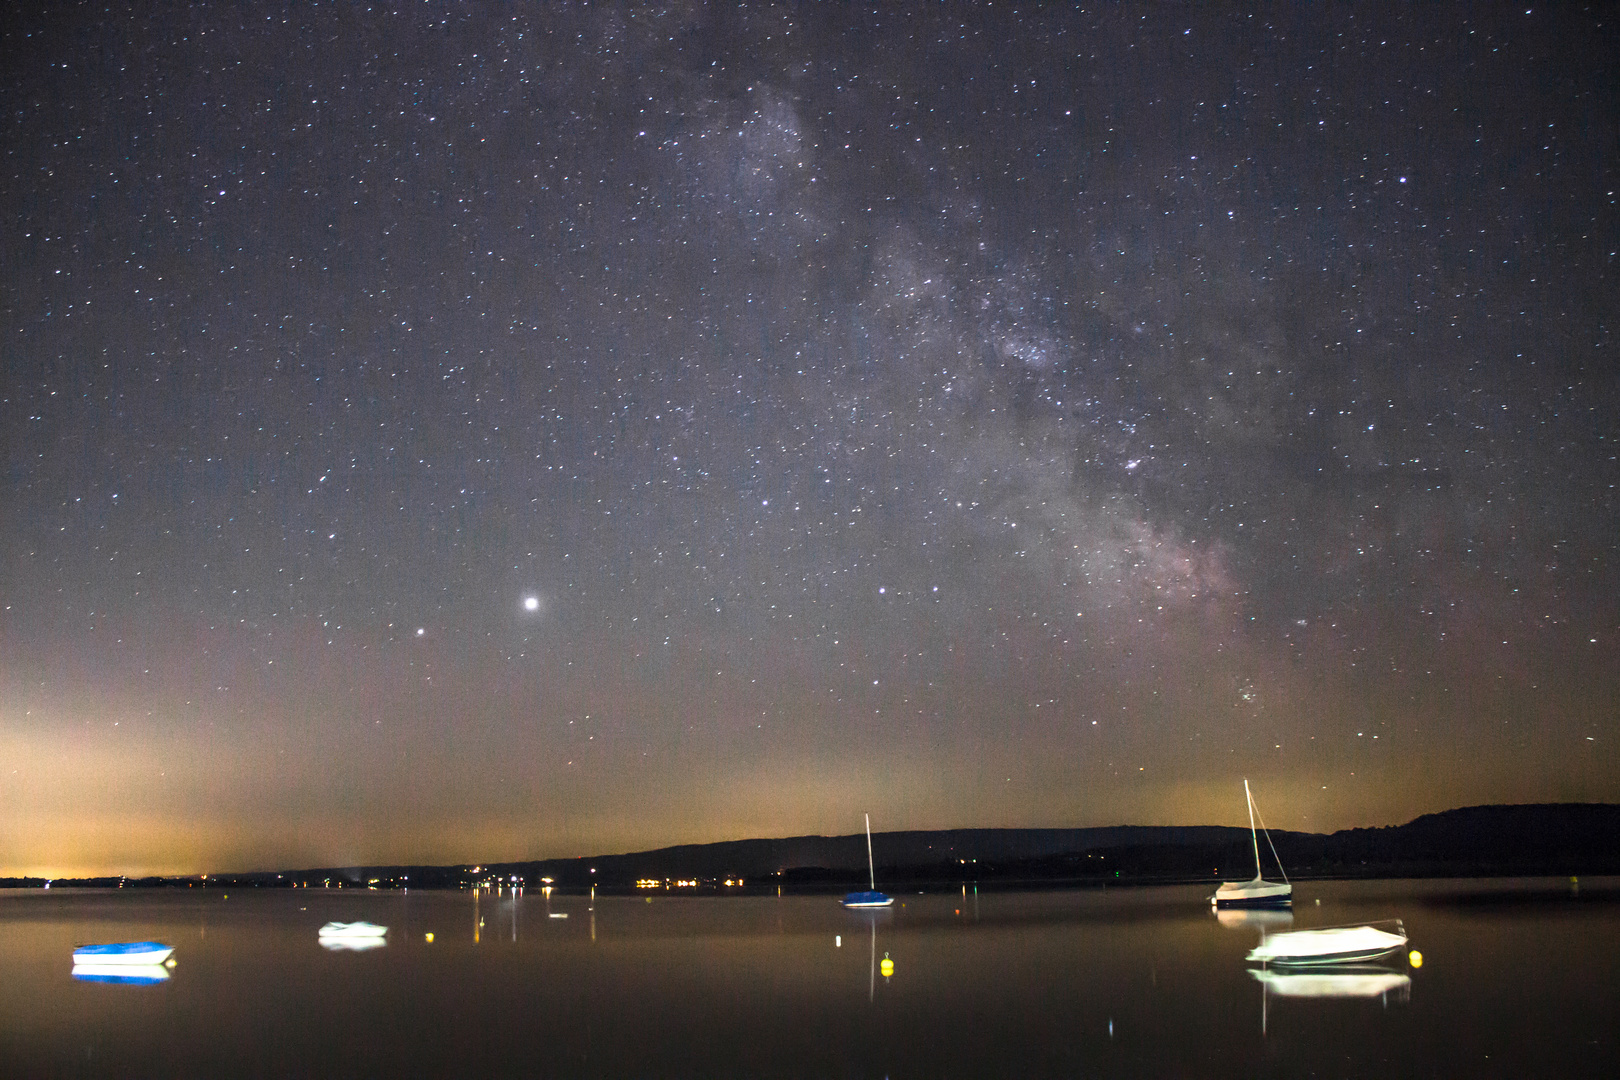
[3,3,1616,877]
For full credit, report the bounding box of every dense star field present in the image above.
[2,4,1615,876]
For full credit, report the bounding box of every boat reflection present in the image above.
[319,936,387,952]
[1216,908,1294,931]
[72,963,171,985]
[1250,966,1411,1000]
[844,907,894,1002]
[1254,961,1412,1036]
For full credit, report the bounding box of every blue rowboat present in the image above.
[72,941,174,966]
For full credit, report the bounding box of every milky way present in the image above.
[3,4,1615,875]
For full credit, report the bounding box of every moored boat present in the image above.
[1246,920,1408,967]
[71,941,174,966]
[317,921,389,950]
[1211,779,1292,908]
[842,814,893,909]
[317,920,388,938]
[1214,876,1292,908]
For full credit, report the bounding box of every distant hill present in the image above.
[392,803,1620,888]
[1292,803,1620,875]
[458,804,1620,887]
[11,803,1617,890]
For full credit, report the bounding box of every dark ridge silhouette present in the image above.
[9,803,1616,890]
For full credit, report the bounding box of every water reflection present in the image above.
[1250,967,1411,1000]
[1216,908,1294,931]
[6,880,1611,1077]
[317,936,386,952]
[843,907,894,1002]
[71,964,171,985]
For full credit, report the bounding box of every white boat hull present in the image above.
[1247,923,1408,967]
[317,921,388,939]
[71,944,174,966]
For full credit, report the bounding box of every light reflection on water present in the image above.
[0,877,1615,1077]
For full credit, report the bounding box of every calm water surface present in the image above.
[1,878,1614,1077]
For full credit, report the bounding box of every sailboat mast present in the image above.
[1244,778,1262,876]
[865,813,876,890]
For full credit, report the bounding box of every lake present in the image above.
[1,877,1614,1077]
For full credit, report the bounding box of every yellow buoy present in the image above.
[879,954,895,978]
[424,932,434,943]
[1408,949,1423,968]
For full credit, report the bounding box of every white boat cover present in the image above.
[71,942,174,965]
[1212,875,1292,906]
[318,921,388,938]
[1246,924,1407,966]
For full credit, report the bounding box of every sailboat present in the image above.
[842,813,893,908]
[1211,779,1292,908]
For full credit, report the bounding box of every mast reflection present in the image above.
[844,907,894,1002]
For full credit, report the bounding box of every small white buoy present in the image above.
[835,935,841,947]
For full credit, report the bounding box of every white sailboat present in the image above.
[1211,779,1292,908]
[842,813,893,908]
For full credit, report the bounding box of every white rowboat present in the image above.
[72,941,174,966]
[1246,921,1408,966]
[317,921,388,938]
